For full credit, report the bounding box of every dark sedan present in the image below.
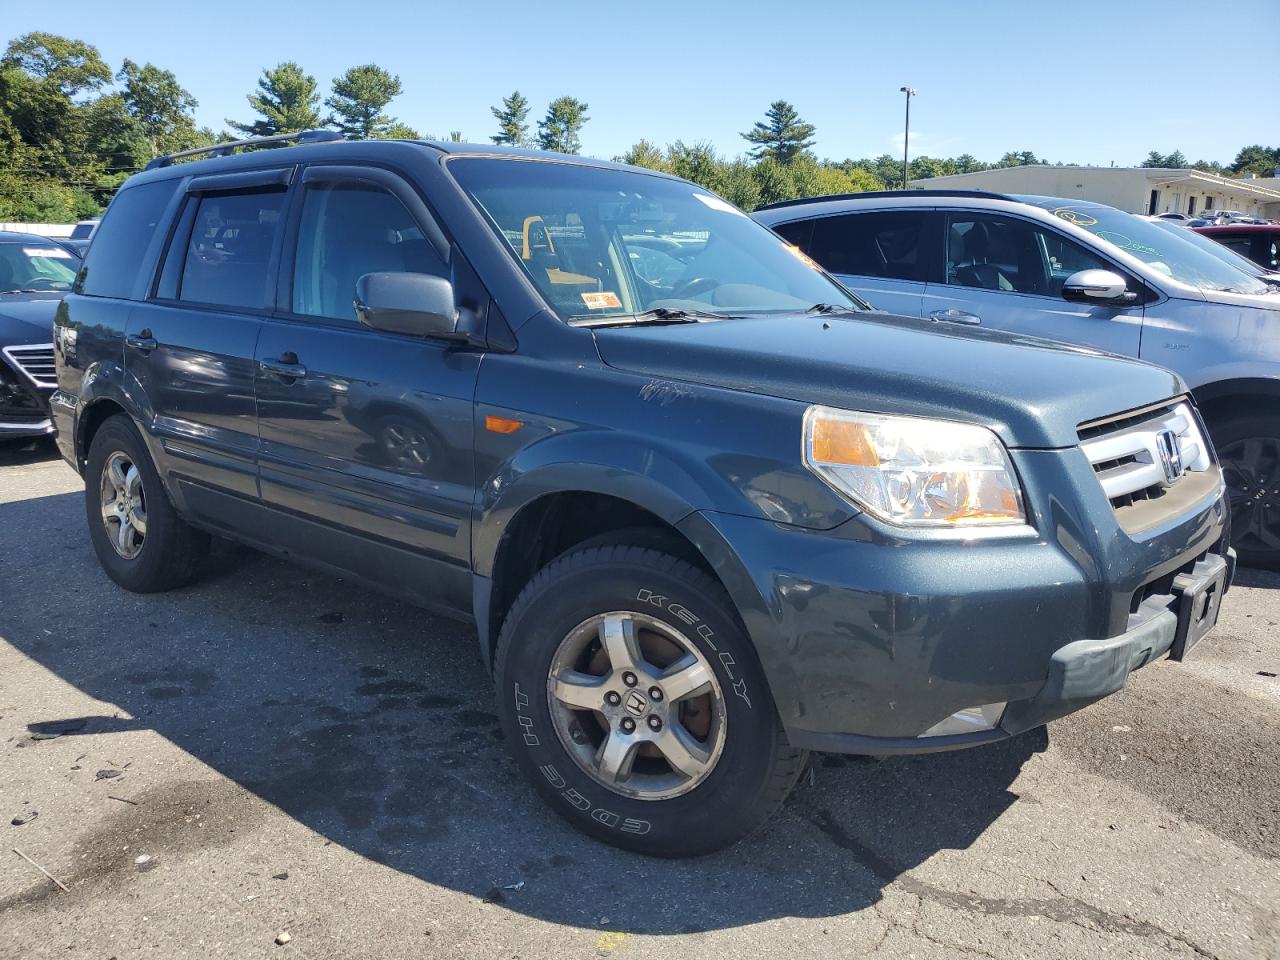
[1193,224,1280,273]
[0,232,78,441]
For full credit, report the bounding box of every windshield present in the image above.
[448,158,864,323]
[1022,199,1269,296]
[0,241,79,292]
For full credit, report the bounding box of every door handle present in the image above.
[125,330,157,352]
[929,308,982,326]
[260,353,307,380]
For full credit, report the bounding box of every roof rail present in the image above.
[756,188,1014,211]
[143,129,346,171]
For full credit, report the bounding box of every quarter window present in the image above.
[291,180,446,323]
[177,189,286,309]
[78,180,178,300]
[806,211,932,282]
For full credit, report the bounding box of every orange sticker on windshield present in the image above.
[581,291,622,309]
[785,243,821,270]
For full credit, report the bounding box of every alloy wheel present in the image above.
[546,611,726,801]
[99,450,147,560]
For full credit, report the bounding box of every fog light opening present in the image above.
[919,702,1007,738]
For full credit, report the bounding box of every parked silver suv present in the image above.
[755,190,1280,568]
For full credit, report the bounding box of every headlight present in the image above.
[803,406,1026,527]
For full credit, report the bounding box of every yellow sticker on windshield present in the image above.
[1053,207,1098,227]
[581,291,622,310]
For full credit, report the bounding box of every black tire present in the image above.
[84,415,210,592]
[494,542,806,856]
[1213,411,1280,571]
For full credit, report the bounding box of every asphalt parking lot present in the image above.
[1,438,1278,960]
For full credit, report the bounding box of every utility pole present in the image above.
[899,86,916,189]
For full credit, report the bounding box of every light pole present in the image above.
[899,86,916,190]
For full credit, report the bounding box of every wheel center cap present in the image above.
[623,690,649,717]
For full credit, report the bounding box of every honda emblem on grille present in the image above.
[1156,429,1185,484]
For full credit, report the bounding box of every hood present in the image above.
[0,295,60,346]
[593,311,1185,449]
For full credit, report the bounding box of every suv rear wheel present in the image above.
[1215,410,1280,570]
[494,542,805,856]
[85,415,210,591]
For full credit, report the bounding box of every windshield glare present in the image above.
[1025,199,1268,296]
[0,241,79,292]
[448,158,863,322]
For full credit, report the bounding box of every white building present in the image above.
[910,165,1280,220]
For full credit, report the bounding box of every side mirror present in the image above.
[1062,269,1133,303]
[355,272,459,339]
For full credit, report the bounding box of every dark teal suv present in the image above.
[52,133,1232,855]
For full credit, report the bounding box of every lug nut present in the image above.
[620,717,636,733]
[622,672,638,687]
[649,686,663,702]
[647,715,662,731]
[605,691,621,706]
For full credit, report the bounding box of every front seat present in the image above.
[953,222,1013,291]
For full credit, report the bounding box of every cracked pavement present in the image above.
[1,439,1278,959]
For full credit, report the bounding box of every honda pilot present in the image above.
[52,134,1233,855]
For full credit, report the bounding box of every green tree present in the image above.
[228,62,323,137]
[741,100,815,163]
[116,59,200,157]
[1,32,111,97]
[1141,150,1187,168]
[326,64,404,139]
[490,90,531,146]
[618,139,668,171]
[1231,144,1280,177]
[537,96,589,154]
[381,121,421,139]
[995,150,1042,167]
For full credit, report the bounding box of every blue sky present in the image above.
[8,0,1276,165]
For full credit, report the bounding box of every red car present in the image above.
[1193,224,1280,273]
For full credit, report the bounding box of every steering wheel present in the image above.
[668,276,721,300]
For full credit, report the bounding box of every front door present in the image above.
[124,172,290,516]
[924,212,1144,358]
[253,165,480,615]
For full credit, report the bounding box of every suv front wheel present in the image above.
[84,414,210,591]
[494,542,806,856]
[1215,410,1280,570]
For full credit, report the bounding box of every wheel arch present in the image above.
[1192,377,1280,426]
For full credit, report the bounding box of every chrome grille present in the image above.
[1079,400,1213,511]
[2,344,57,389]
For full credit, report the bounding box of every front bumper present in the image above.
[678,446,1231,755]
[0,417,53,438]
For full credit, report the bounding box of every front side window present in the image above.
[177,189,286,309]
[79,179,177,299]
[0,242,78,293]
[946,214,1113,297]
[447,158,863,323]
[807,211,932,283]
[1022,199,1269,295]
[292,180,447,323]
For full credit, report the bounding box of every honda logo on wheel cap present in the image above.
[1156,429,1185,484]
[624,690,648,716]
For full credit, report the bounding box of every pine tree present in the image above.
[741,101,815,163]
[326,64,403,139]
[490,90,531,146]
[227,62,322,137]
[536,96,589,154]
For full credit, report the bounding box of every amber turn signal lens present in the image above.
[810,417,879,466]
[485,415,523,434]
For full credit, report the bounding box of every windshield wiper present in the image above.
[571,307,733,328]
[805,302,862,316]
[0,288,57,295]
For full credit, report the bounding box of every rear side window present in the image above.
[807,211,933,282]
[78,180,177,299]
[177,190,286,309]
[291,180,447,323]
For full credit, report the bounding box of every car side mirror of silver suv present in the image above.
[1062,269,1136,304]
[355,272,461,340]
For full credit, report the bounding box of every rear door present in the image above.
[923,211,1144,357]
[776,210,936,316]
[253,164,480,615]
[125,168,290,515]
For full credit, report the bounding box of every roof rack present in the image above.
[144,129,345,171]
[756,188,1014,211]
